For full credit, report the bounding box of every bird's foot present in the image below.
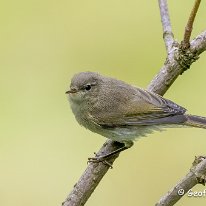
[87,153,113,169]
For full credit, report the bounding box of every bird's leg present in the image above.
[88,141,133,167]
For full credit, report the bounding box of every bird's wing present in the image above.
[91,88,187,127]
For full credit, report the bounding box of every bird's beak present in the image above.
[65,89,78,94]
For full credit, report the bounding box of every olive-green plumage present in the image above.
[66,72,206,146]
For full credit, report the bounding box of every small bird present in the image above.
[66,72,206,160]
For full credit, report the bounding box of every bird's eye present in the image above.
[85,84,91,91]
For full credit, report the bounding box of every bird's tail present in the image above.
[184,114,206,129]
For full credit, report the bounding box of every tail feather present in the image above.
[184,114,206,129]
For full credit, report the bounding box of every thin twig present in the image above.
[156,156,206,206]
[182,0,202,49]
[158,0,174,53]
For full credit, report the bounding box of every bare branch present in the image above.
[147,29,206,95]
[158,0,174,53]
[147,42,180,95]
[155,156,206,206]
[62,140,122,206]
[191,30,206,55]
[182,0,202,49]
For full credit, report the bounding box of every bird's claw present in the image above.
[87,156,113,169]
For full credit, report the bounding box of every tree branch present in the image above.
[182,0,202,49]
[155,156,206,206]
[62,140,122,206]
[158,0,174,53]
[147,30,206,95]
[190,30,206,55]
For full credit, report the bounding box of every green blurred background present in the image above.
[1,0,206,205]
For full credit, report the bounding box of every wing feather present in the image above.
[89,86,187,128]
